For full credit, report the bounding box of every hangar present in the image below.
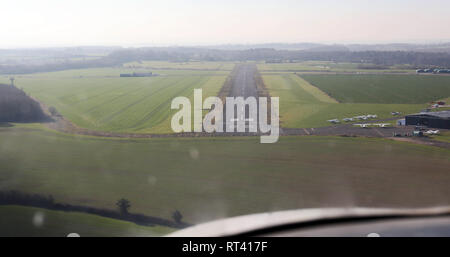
[405,111,450,129]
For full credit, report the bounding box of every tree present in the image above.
[116,198,131,215]
[0,84,48,122]
[172,210,183,224]
[48,106,60,117]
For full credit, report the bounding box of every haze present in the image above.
[1,0,450,48]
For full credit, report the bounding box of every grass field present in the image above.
[0,66,231,133]
[301,74,450,104]
[431,131,450,143]
[0,205,174,237]
[257,61,415,73]
[124,61,236,71]
[262,73,427,128]
[2,63,444,131]
[1,124,449,226]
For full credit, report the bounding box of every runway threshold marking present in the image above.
[373,128,384,137]
[303,128,310,135]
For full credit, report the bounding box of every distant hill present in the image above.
[0,84,48,122]
[2,43,450,74]
[346,43,450,53]
[200,43,324,50]
[199,42,450,52]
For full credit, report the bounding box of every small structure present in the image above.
[397,119,406,126]
[9,77,15,87]
[405,111,450,129]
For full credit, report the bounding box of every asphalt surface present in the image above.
[229,63,258,98]
[223,63,259,133]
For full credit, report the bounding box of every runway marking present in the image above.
[303,128,310,135]
[373,128,384,137]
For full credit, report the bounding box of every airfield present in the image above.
[1,61,450,236]
[2,61,448,144]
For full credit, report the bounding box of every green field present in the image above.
[1,124,449,226]
[262,73,427,128]
[431,131,450,143]
[3,63,445,131]
[301,74,450,104]
[0,205,173,237]
[257,61,415,73]
[124,61,236,71]
[0,66,231,133]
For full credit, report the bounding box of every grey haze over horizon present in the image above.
[2,42,450,52]
[1,0,450,48]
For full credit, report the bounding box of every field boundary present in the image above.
[0,190,188,229]
[295,74,339,103]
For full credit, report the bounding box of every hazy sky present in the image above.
[1,0,450,47]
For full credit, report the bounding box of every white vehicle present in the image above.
[342,118,354,122]
[391,112,401,116]
[366,114,378,119]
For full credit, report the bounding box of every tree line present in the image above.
[0,190,188,228]
[0,84,49,122]
[2,48,450,74]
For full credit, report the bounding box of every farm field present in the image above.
[0,66,231,133]
[262,73,428,128]
[257,61,415,73]
[0,205,173,237]
[0,124,449,226]
[301,74,450,104]
[124,61,236,71]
